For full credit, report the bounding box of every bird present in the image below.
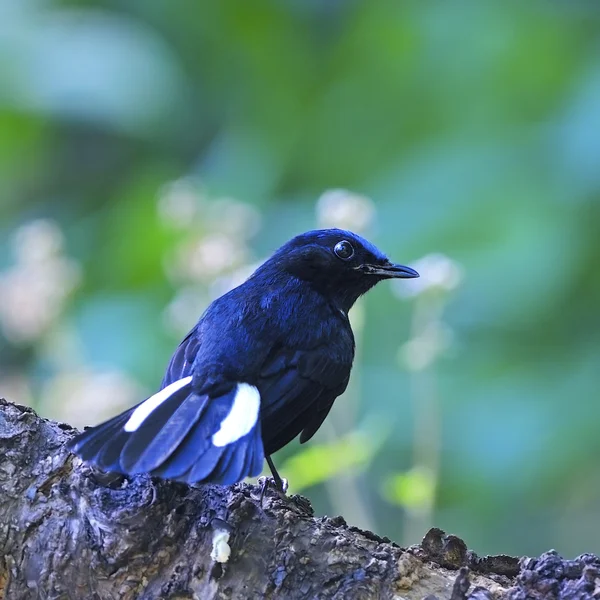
[67,228,419,491]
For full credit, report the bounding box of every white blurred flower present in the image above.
[11,219,64,263]
[169,233,247,283]
[0,220,81,344]
[159,185,262,337]
[393,253,464,299]
[399,322,453,371]
[163,285,210,336]
[209,261,261,300]
[208,197,261,239]
[188,233,247,279]
[0,373,33,405]
[45,369,144,428]
[316,189,375,232]
[157,177,206,228]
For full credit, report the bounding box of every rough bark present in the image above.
[1,398,599,600]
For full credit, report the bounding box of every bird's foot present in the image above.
[257,475,288,505]
[276,476,289,495]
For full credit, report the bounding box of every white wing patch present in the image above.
[124,376,193,432]
[212,383,260,447]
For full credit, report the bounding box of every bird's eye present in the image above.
[333,240,354,260]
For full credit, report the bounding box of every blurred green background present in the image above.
[2,0,600,558]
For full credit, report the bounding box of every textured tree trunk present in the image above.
[1,398,598,600]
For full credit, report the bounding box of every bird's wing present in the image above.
[258,346,350,454]
[160,327,200,387]
[67,376,264,485]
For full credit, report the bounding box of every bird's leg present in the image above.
[258,455,288,505]
[266,454,287,493]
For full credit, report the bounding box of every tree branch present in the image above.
[0,398,597,599]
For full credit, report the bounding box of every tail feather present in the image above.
[185,445,223,483]
[241,435,257,482]
[211,446,238,485]
[148,393,232,480]
[150,411,216,479]
[211,434,253,485]
[125,392,209,474]
[249,435,265,478]
[95,429,131,472]
[120,386,203,473]
[69,411,132,462]
[67,378,265,486]
[240,427,265,481]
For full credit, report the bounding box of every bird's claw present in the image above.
[257,475,289,505]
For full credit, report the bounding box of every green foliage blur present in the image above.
[1,0,600,558]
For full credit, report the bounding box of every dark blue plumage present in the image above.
[67,228,418,488]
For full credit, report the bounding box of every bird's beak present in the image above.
[357,262,420,279]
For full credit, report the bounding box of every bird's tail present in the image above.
[67,377,265,485]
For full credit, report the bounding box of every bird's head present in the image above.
[260,229,419,313]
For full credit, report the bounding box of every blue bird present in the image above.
[67,229,419,490]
